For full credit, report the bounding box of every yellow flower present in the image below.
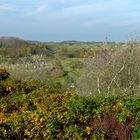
[86,126,91,135]
[24,129,30,136]
[9,87,11,91]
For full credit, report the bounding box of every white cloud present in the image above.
[0,4,17,12]
[0,2,47,17]
[25,5,47,16]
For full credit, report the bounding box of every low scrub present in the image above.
[0,69,140,139]
[0,92,140,139]
[76,45,140,96]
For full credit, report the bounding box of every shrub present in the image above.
[0,69,9,81]
[0,69,42,98]
[76,45,140,96]
[0,91,140,139]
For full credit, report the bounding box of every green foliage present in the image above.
[0,73,140,140]
[132,128,140,140]
[0,69,42,98]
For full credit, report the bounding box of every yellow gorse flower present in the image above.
[86,126,91,135]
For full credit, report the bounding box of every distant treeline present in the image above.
[0,37,126,58]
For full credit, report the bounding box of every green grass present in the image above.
[60,57,84,77]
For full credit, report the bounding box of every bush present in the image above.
[0,91,140,139]
[0,69,9,81]
[0,68,42,98]
[76,45,140,96]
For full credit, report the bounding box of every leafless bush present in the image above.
[76,44,140,96]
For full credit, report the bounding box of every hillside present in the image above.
[0,37,31,48]
[0,37,140,139]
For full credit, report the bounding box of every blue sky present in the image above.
[0,0,140,42]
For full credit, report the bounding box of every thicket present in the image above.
[0,69,140,140]
[76,45,140,96]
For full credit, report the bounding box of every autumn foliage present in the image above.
[0,69,140,140]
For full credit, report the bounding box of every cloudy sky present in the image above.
[0,0,140,41]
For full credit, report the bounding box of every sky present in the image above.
[0,0,140,42]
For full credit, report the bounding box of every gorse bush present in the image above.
[0,68,42,98]
[0,91,140,139]
[76,45,140,96]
